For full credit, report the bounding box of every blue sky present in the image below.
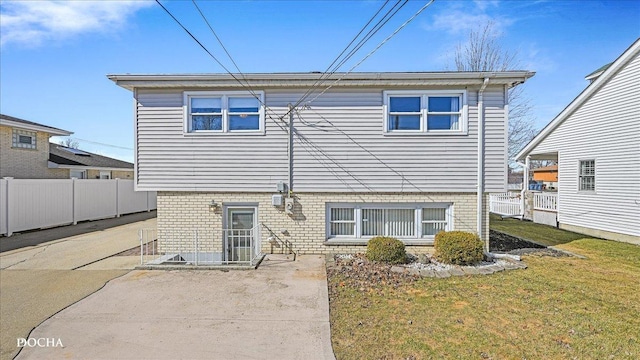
[1,0,638,162]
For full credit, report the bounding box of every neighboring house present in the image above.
[532,165,558,190]
[516,39,640,244]
[1,114,72,179]
[1,114,134,180]
[507,171,523,191]
[109,71,534,260]
[49,143,134,180]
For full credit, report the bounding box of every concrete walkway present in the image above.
[16,255,336,360]
[0,217,155,360]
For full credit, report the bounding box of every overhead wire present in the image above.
[287,0,397,112]
[156,0,287,131]
[190,0,285,128]
[304,0,435,106]
[286,0,409,116]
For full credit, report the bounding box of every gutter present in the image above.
[478,77,490,250]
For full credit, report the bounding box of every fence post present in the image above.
[115,178,121,218]
[3,177,12,237]
[72,178,77,225]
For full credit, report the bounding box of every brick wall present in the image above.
[0,126,67,179]
[157,192,490,255]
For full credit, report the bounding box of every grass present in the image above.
[489,213,586,246]
[328,238,640,359]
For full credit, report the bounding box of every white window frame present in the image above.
[383,90,468,135]
[99,171,112,179]
[184,91,265,135]
[12,129,37,149]
[325,203,453,244]
[578,159,596,192]
[70,169,86,179]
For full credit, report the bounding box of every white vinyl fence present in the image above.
[489,193,522,217]
[0,178,156,236]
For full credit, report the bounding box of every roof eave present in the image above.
[0,119,72,136]
[515,38,640,162]
[107,71,535,91]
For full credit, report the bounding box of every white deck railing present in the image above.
[534,192,558,212]
[138,225,263,267]
[489,193,522,216]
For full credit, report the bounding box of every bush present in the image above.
[434,231,484,265]
[365,236,407,264]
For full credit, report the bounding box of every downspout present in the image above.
[287,104,294,197]
[521,155,531,219]
[478,77,490,250]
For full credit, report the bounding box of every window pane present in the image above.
[331,208,354,221]
[362,209,384,236]
[580,160,595,176]
[390,97,420,112]
[386,209,415,237]
[229,97,259,112]
[229,115,260,130]
[423,208,446,221]
[428,115,459,130]
[192,115,222,130]
[18,135,32,144]
[191,98,221,113]
[330,208,354,236]
[428,96,459,112]
[423,222,447,236]
[331,223,354,236]
[580,177,595,191]
[389,115,421,130]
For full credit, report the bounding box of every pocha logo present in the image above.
[17,337,64,348]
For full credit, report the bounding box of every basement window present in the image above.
[326,203,452,244]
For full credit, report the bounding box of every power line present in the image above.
[155,0,287,130]
[287,0,410,117]
[66,137,134,151]
[304,0,435,106]
[288,0,396,112]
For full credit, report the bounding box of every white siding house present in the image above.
[517,39,640,244]
[110,72,533,263]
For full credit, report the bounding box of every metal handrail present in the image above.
[260,223,297,261]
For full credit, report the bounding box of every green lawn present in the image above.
[489,213,586,246]
[328,238,640,359]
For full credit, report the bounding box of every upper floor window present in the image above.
[384,91,466,134]
[12,129,36,149]
[579,160,595,191]
[184,91,264,133]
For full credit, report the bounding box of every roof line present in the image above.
[515,38,640,161]
[0,114,72,136]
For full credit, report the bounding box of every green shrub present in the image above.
[434,231,484,265]
[365,236,407,264]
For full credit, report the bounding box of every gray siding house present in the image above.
[516,39,640,244]
[110,71,533,263]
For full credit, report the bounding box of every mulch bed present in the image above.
[489,229,545,252]
[327,254,420,292]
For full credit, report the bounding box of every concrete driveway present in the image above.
[0,216,155,360]
[16,255,336,360]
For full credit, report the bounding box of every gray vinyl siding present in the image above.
[135,89,288,191]
[531,51,640,237]
[135,87,508,193]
